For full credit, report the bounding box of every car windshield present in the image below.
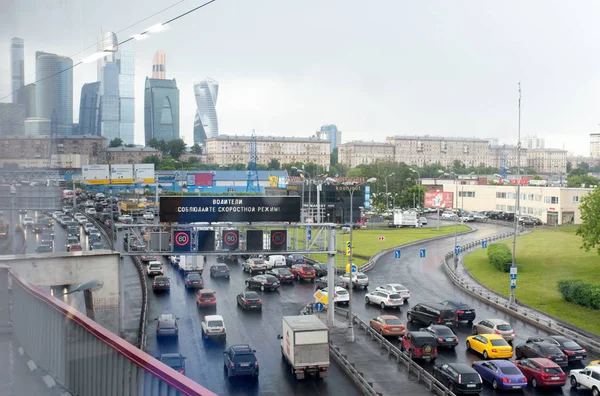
[278,269,291,275]
[436,327,454,336]
[496,324,512,331]
[155,277,168,282]
[207,321,223,327]
[149,264,161,269]
[357,274,367,279]
[542,345,562,354]
[217,265,228,270]
[459,373,481,383]
[412,336,434,348]
[389,294,402,299]
[252,259,264,264]
[337,289,348,295]
[392,284,407,291]
[265,276,278,282]
[187,274,201,280]
[500,366,521,375]
[161,356,183,369]
[200,293,214,298]
[160,322,175,329]
[385,319,402,325]
[490,339,509,346]
[245,292,260,300]
[562,341,580,349]
[543,367,563,374]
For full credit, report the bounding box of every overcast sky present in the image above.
[1,0,599,155]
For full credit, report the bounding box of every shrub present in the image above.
[487,243,513,272]
[557,280,600,310]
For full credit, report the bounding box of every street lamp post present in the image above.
[442,171,460,267]
[510,83,522,306]
[409,168,421,209]
[384,173,395,211]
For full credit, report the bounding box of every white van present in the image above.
[267,255,286,269]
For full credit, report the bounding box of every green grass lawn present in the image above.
[289,225,470,268]
[463,227,600,335]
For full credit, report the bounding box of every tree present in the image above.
[532,175,543,180]
[141,155,161,166]
[347,167,364,178]
[330,148,338,166]
[109,138,123,148]
[147,138,160,149]
[567,174,600,188]
[576,187,600,255]
[567,161,573,173]
[168,139,187,159]
[267,158,281,170]
[191,143,203,154]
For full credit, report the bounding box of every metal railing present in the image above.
[6,266,217,396]
[442,233,600,355]
[329,343,382,396]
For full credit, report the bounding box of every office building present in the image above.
[117,50,135,144]
[105,146,162,164]
[338,141,395,167]
[35,51,73,134]
[205,135,330,167]
[152,51,166,79]
[591,133,600,159]
[78,82,101,136]
[24,118,51,136]
[21,83,36,118]
[0,135,107,166]
[523,135,545,150]
[316,124,342,152]
[144,77,180,143]
[526,148,568,174]
[0,103,26,137]
[11,38,24,104]
[193,78,219,145]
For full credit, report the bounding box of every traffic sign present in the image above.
[314,290,328,304]
[482,240,488,249]
[222,230,239,251]
[510,279,517,289]
[173,230,191,252]
[394,250,401,259]
[314,302,324,312]
[346,240,351,256]
[510,265,517,276]
[510,274,517,280]
[307,226,312,241]
[351,264,358,273]
[455,245,461,255]
[378,236,386,241]
[419,249,426,258]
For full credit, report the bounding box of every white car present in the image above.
[85,200,95,208]
[319,286,350,305]
[22,217,34,227]
[375,283,410,302]
[364,290,404,309]
[118,214,133,222]
[472,212,488,220]
[339,272,369,289]
[83,223,95,234]
[169,255,180,266]
[95,193,105,199]
[85,207,97,215]
[146,261,164,277]
[267,255,286,268]
[570,365,600,395]
[441,211,456,220]
[143,211,154,220]
[419,217,428,225]
[52,211,62,220]
[201,315,226,340]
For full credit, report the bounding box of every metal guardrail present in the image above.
[329,343,382,396]
[334,307,457,396]
[442,233,600,355]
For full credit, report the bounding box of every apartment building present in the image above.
[338,141,394,167]
[526,148,568,174]
[0,135,107,166]
[590,133,600,159]
[105,146,162,164]
[204,135,330,167]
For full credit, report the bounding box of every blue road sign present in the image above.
[455,245,461,255]
[351,264,358,273]
[307,226,312,241]
[510,274,517,280]
[314,302,324,312]
[482,240,488,249]
[394,250,401,259]
[419,249,426,258]
[510,279,517,289]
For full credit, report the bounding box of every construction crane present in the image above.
[246,130,260,192]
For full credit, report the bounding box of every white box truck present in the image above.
[178,255,204,275]
[277,315,330,380]
[393,210,419,228]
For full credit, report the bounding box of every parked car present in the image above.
[267,268,294,284]
[569,365,600,394]
[196,289,217,308]
[441,300,476,323]
[441,211,456,220]
[471,318,515,342]
[472,212,488,221]
[466,334,513,359]
[339,272,369,289]
[200,315,226,340]
[319,286,350,305]
[210,263,230,278]
[513,358,566,388]
[420,324,459,349]
[375,283,410,301]
[243,258,268,274]
[530,335,587,362]
[245,275,280,291]
[223,345,259,379]
[152,276,171,292]
[433,363,483,394]
[289,264,316,282]
[370,315,406,338]
[311,263,328,277]
[515,339,568,367]
[146,261,164,277]
[267,254,286,268]
[158,353,186,375]
[419,217,428,225]
[472,360,527,390]
[407,302,458,328]
[184,272,204,289]
[236,291,262,310]
[155,313,178,338]
[400,331,438,361]
[364,290,403,309]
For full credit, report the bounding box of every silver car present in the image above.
[243,258,267,274]
[472,318,515,341]
[339,272,369,289]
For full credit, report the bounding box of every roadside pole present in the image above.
[327,226,335,327]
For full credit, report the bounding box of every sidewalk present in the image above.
[120,255,143,346]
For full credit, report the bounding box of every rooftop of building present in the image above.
[387,135,491,142]
[106,146,159,152]
[339,140,393,147]
[526,148,568,153]
[1,135,106,141]
[206,135,329,143]
[145,77,178,88]
[155,169,288,181]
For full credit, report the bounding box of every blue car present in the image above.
[441,300,476,323]
[472,360,527,390]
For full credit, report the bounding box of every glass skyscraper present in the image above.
[317,124,342,153]
[193,78,219,146]
[144,77,180,144]
[35,51,73,135]
[11,38,24,104]
[79,82,101,136]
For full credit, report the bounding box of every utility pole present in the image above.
[510,83,522,306]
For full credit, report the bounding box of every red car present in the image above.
[289,264,316,282]
[68,243,83,252]
[513,358,566,388]
[196,289,216,308]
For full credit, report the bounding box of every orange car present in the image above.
[370,315,406,337]
[196,289,216,308]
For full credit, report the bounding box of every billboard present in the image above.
[110,164,134,184]
[187,173,213,187]
[424,191,454,209]
[134,164,155,183]
[82,165,110,184]
[159,196,302,223]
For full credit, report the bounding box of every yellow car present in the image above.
[466,334,513,359]
[588,360,600,366]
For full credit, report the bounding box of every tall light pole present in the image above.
[174,161,185,196]
[327,176,377,343]
[510,83,522,306]
[384,172,395,211]
[409,168,421,209]
[443,171,460,267]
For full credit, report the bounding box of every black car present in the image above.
[152,276,171,292]
[407,303,458,328]
[35,244,52,253]
[159,353,186,375]
[311,263,328,277]
[267,268,294,284]
[537,335,587,362]
[184,272,204,289]
[155,313,178,337]
[236,291,262,310]
[420,325,459,349]
[433,363,483,394]
[223,344,259,379]
[440,300,476,323]
[31,224,45,233]
[245,275,280,291]
[90,241,105,250]
[210,264,231,279]
[67,225,80,237]
[515,340,568,367]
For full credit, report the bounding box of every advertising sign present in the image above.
[157,172,176,182]
[110,164,134,184]
[424,191,454,208]
[197,230,215,252]
[278,177,287,188]
[269,175,278,187]
[159,196,301,224]
[186,173,213,187]
[270,230,287,251]
[221,230,239,251]
[173,230,191,252]
[134,164,155,183]
[82,165,110,184]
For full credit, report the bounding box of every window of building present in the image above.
[543,196,559,204]
[496,192,507,199]
[496,204,507,211]
[572,196,579,203]
[458,191,476,198]
[507,205,515,212]
[534,194,542,201]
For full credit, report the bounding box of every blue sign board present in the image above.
[173,230,191,252]
[510,274,517,280]
[419,249,426,258]
[364,186,371,209]
[307,226,312,241]
[482,240,488,249]
[314,302,324,312]
[351,264,358,273]
[510,279,517,289]
[455,245,461,255]
[394,250,401,259]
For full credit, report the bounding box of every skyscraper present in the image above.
[316,124,342,152]
[118,50,135,144]
[152,51,166,79]
[144,77,180,144]
[11,38,24,104]
[35,51,73,135]
[79,82,101,136]
[193,78,219,145]
[21,83,36,118]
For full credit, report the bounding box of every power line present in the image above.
[1,0,220,103]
